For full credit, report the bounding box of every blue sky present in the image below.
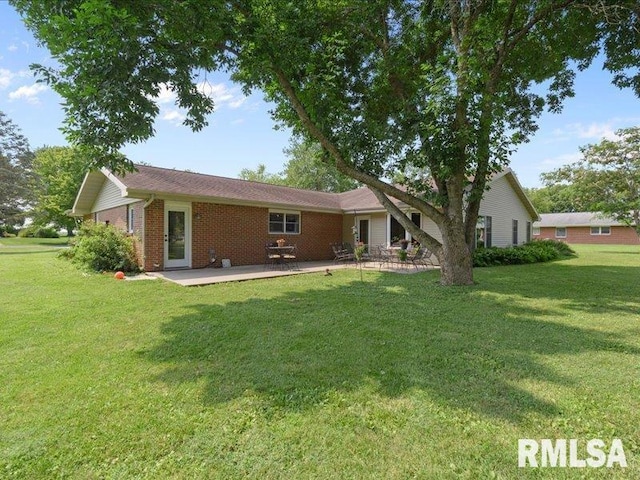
[1,3,639,188]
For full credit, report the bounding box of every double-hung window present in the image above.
[127,205,135,234]
[475,216,492,248]
[269,210,300,234]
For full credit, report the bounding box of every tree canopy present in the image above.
[12,0,640,284]
[31,146,91,236]
[542,126,640,233]
[0,110,33,231]
[523,185,581,214]
[238,163,285,185]
[239,138,359,192]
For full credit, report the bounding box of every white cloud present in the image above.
[7,44,18,52]
[0,68,15,89]
[161,109,185,125]
[554,122,620,142]
[152,81,247,125]
[539,152,582,169]
[197,82,246,109]
[153,84,177,105]
[8,83,49,104]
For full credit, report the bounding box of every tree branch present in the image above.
[271,65,446,225]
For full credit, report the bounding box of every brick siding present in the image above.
[535,226,640,245]
[93,200,348,272]
[95,205,128,230]
[191,202,343,268]
[144,199,165,271]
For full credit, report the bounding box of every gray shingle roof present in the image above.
[116,164,343,211]
[534,212,627,227]
[73,164,535,218]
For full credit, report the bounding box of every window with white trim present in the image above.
[475,216,492,248]
[269,210,300,234]
[590,226,611,235]
[127,205,135,233]
[533,227,540,236]
[389,212,421,246]
[555,227,567,238]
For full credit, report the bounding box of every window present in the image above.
[389,212,421,245]
[533,227,541,236]
[475,216,492,248]
[555,227,567,238]
[512,219,518,245]
[526,221,532,243]
[269,211,300,234]
[127,205,135,234]
[590,226,611,235]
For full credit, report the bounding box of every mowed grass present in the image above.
[1,240,638,479]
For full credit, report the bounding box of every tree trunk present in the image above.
[438,222,474,286]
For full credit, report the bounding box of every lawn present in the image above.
[1,240,638,479]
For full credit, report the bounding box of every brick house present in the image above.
[533,212,639,245]
[72,164,539,271]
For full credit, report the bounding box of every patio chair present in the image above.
[264,243,281,270]
[331,243,354,263]
[410,247,434,269]
[375,245,392,269]
[282,244,299,270]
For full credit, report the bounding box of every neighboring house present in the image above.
[533,212,639,245]
[71,165,538,271]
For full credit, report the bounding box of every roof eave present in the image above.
[126,189,344,214]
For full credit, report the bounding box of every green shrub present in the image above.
[473,239,575,268]
[0,224,19,237]
[17,225,60,238]
[66,221,140,272]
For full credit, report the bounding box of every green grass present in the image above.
[1,240,638,479]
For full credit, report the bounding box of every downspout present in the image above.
[143,194,155,209]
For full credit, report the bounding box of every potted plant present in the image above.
[276,238,286,247]
[399,239,409,250]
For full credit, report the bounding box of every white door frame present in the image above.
[357,216,371,245]
[164,201,192,269]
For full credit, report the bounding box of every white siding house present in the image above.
[341,169,538,258]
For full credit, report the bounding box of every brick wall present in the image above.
[144,199,165,271]
[535,226,640,245]
[95,205,128,230]
[191,202,343,268]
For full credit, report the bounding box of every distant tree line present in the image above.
[527,126,640,234]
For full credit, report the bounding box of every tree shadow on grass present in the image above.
[141,269,639,423]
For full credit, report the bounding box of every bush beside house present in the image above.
[62,221,139,273]
[473,239,575,267]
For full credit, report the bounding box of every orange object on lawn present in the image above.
[114,271,125,280]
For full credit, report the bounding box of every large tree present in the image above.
[238,163,286,185]
[12,0,640,284]
[239,138,359,192]
[0,110,33,231]
[542,126,640,233]
[280,138,360,192]
[523,185,581,214]
[31,146,91,236]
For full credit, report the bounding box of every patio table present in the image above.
[266,245,296,270]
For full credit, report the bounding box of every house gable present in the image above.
[72,168,138,215]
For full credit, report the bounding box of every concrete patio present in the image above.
[146,260,432,286]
